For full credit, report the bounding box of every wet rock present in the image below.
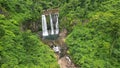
[40,29,76,68]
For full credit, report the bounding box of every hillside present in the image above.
[0,0,120,68]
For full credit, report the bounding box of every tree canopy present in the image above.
[0,0,120,68]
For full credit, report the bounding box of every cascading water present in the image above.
[41,12,59,40]
[55,14,59,34]
[50,14,54,35]
[42,15,48,36]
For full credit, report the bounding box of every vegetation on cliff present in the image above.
[0,0,120,68]
[64,0,120,68]
[0,1,58,68]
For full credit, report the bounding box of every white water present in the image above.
[50,14,54,35]
[55,14,59,34]
[42,15,49,36]
[53,46,61,53]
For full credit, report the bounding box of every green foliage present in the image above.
[59,0,120,33]
[1,0,120,68]
[0,31,58,68]
[66,18,120,68]
[65,0,120,68]
[0,1,59,68]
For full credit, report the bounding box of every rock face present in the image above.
[40,29,76,68]
[21,20,40,32]
[58,56,76,68]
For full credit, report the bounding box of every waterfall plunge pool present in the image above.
[43,34,59,40]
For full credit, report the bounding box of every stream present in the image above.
[40,29,76,68]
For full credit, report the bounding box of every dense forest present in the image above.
[0,0,120,68]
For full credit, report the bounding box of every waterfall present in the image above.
[50,14,54,35]
[55,14,59,34]
[41,12,59,38]
[42,15,48,36]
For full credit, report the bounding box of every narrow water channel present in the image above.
[41,29,76,68]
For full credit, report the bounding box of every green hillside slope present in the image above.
[0,1,58,68]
